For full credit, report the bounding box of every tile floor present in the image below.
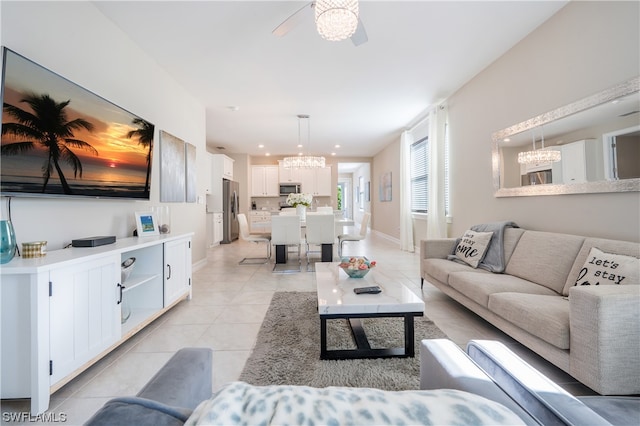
[1,227,595,425]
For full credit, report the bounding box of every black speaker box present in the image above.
[71,236,116,247]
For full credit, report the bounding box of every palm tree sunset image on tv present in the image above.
[0,47,155,200]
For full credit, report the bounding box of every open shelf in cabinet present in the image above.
[120,244,164,332]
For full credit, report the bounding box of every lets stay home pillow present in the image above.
[575,247,639,286]
[454,230,493,268]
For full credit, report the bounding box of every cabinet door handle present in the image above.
[117,283,124,305]
[167,264,172,280]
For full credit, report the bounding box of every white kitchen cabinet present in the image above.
[299,166,332,196]
[251,165,279,196]
[0,233,193,415]
[557,139,603,184]
[249,211,272,233]
[212,153,234,180]
[314,166,332,196]
[209,154,234,212]
[212,212,223,245]
[278,160,301,183]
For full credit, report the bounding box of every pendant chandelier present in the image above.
[283,115,326,169]
[517,126,561,165]
[315,0,359,41]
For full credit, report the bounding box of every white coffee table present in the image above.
[315,262,425,360]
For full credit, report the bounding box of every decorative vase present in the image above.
[296,205,307,222]
[0,220,17,264]
[152,205,171,234]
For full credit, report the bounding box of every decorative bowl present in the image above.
[121,257,136,283]
[339,256,376,278]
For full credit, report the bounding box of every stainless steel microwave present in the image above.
[279,183,301,195]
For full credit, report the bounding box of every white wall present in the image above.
[352,163,371,225]
[0,2,209,261]
[447,1,640,241]
[372,139,400,239]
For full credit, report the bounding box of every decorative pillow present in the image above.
[186,382,525,426]
[454,230,494,268]
[574,247,639,286]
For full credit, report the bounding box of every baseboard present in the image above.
[371,229,400,245]
[192,258,208,272]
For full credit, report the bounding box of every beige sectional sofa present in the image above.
[420,228,640,395]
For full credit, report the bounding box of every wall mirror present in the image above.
[493,76,639,197]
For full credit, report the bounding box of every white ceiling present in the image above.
[93,0,567,158]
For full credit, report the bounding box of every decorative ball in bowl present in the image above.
[339,257,376,278]
[121,257,136,283]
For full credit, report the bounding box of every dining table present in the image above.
[273,214,353,265]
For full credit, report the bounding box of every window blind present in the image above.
[410,137,428,212]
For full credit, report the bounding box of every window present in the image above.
[444,122,450,216]
[410,137,428,212]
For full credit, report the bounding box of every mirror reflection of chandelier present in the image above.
[315,0,359,41]
[517,126,561,165]
[283,115,326,169]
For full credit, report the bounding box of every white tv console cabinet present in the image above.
[0,233,193,415]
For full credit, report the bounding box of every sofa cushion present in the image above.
[448,272,558,308]
[488,293,570,349]
[503,228,526,266]
[423,258,489,285]
[505,231,585,294]
[453,229,494,268]
[562,238,640,296]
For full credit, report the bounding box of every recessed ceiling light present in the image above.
[503,138,511,143]
[265,153,271,156]
[297,144,303,148]
[298,152,303,156]
[331,152,336,156]
[334,144,341,148]
[258,144,264,148]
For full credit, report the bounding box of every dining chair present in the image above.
[237,213,271,264]
[270,215,302,272]
[305,213,335,270]
[338,212,370,257]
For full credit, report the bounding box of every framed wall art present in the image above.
[185,142,197,203]
[159,130,186,202]
[380,172,392,202]
[135,211,159,237]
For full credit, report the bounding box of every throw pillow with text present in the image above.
[575,247,639,286]
[454,230,493,268]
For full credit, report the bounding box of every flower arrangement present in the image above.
[286,193,313,208]
[339,257,377,278]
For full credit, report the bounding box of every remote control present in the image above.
[354,286,382,294]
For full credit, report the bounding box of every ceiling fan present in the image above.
[272,1,368,46]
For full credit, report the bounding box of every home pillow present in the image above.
[574,247,639,286]
[454,230,494,268]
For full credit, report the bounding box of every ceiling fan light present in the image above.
[315,0,359,41]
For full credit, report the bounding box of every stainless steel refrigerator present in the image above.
[221,179,239,244]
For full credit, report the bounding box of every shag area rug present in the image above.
[239,291,447,391]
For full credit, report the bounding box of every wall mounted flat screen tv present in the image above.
[1,47,155,200]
